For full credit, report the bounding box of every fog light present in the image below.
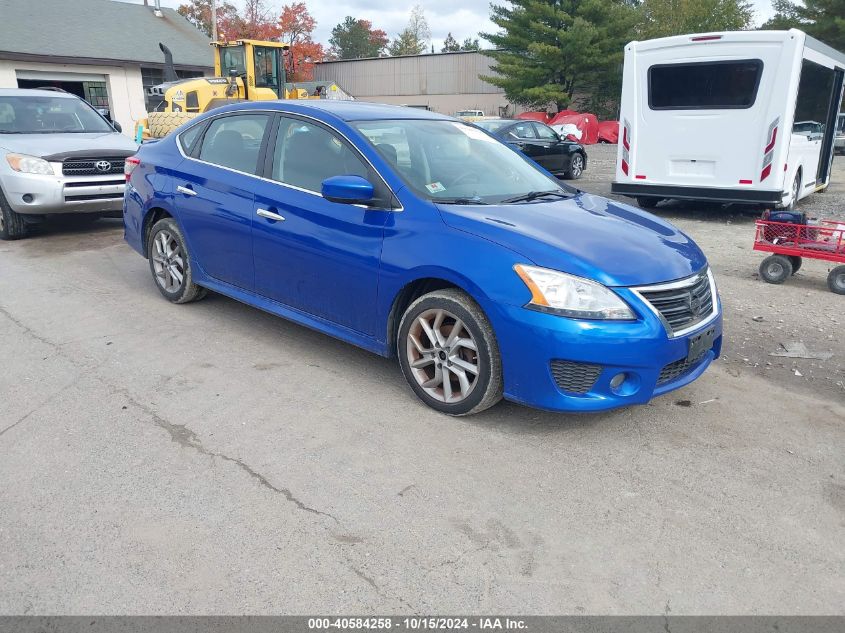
[22,194,33,203]
[609,372,641,396]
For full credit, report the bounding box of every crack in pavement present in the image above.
[0,302,339,524]
[349,565,414,611]
[121,391,340,524]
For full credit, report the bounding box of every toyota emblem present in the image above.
[95,160,112,172]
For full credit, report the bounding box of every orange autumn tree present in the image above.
[278,2,324,81]
[219,0,281,41]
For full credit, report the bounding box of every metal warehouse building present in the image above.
[313,51,522,117]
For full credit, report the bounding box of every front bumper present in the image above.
[0,167,125,215]
[493,288,722,413]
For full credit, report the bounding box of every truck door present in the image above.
[791,58,840,192]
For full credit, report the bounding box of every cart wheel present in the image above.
[788,256,802,275]
[759,255,793,284]
[828,266,845,295]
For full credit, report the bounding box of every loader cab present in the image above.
[213,40,289,100]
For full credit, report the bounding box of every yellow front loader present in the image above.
[140,40,312,139]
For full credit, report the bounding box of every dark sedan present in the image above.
[474,118,587,179]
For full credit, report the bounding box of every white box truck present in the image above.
[612,29,845,210]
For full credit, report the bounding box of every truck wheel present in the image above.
[759,255,793,284]
[785,173,801,210]
[397,289,502,416]
[0,187,28,240]
[788,256,802,274]
[636,196,660,209]
[828,266,845,295]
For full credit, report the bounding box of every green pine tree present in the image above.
[639,0,754,39]
[481,0,637,114]
[442,32,461,52]
[763,0,845,50]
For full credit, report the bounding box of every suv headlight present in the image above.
[514,264,635,320]
[6,153,54,175]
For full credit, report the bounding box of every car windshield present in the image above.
[0,95,113,134]
[473,120,512,133]
[353,119,567,204]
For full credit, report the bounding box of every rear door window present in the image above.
[197,114,270,174]
[648,60,763,110]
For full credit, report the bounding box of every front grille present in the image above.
[657,351,708,385]
[62,158,126,176]
[65,179,124,188]
[550,360,602,394]
[638,272,713,335]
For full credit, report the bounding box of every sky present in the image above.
[121,0,778,52]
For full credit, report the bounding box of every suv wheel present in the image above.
[148,217,207,303]
[0,187,28,240]
[397,289,502,416]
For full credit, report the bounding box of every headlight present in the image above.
[6,153,54,175]
[514,264,635,320]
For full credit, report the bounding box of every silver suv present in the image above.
[0,88,138,240]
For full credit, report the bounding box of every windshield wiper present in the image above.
[501,190,573,204]
[436,197,490,205]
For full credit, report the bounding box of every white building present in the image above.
[0,0,213,135]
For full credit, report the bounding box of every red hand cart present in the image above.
[753,218,845,294]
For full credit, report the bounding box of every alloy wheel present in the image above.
[406,308,480,404]
[151,230,185,293]
[571,154,584,177]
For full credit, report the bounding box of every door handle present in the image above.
[176,185,197,196]
[257,208,286,222]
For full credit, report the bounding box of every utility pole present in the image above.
[211,0,218,42]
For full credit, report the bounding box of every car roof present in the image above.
[213,99,455,123]
[0,88,78,98]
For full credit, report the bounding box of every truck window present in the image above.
[648,60,763,110]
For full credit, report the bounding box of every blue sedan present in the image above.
[123,101,722,415]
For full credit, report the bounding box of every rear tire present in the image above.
[788,256,802,275]
[759,255,793,284]
[147,217,207,303]
[0,187,28,240]
[784,172,801,211]
[397,289,502,416]
[828,266,845,295]
[564,153,584,180]
[636,196,660,209]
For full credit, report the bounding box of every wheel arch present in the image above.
[142,206,174,257]
[385,273,491,358]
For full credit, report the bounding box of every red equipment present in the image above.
[754,218,845,294]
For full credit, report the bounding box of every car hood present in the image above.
[436,192,707,287]
[0,132,138,159]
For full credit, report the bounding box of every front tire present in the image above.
[397,289,502,416]
[759,255,793,284]
[0,187,28,240]
[147,217,207,303]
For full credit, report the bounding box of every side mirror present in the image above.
[321,175,375,205]
[112,121,122,133]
